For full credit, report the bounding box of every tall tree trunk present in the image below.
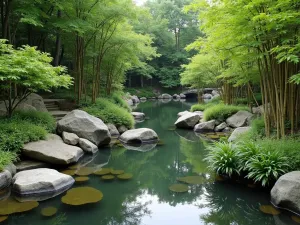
[53,10,62,66]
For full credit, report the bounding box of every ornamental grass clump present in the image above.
[203,104,249,121]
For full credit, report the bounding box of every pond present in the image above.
[1,100,298,225]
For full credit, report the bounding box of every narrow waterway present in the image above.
[2,100,297,225]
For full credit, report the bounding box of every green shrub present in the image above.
[203,104,249,121]
[234,98,248,105]
[206,142,240,177]
[245,151,289,186]
[237,141,262,172]
[82,98,134,128]
[191,103,215,112]
[124,87,157,98]
[0,151,18,171]
[250,118,265,138]
[110,93,131,112]
[48,89,76,101]
[210,96,222,104]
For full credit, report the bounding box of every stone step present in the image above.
[50,111,69,118]
[47,107,60,111]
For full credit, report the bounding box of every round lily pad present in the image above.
[68,164,80,170]
[93,168,111,176]
[75,167,94,176]
[0,216,8,223]
[0,198,39,215]
[41,207,57,217]
[111,170,124,175]
[117,173,133,180]
[169,184,189,193]
[75,177,89,183]
[292,216,300,223]
[177,176,206,185]
[259,205,281,215]
[61,187,103,206]
[61,170,76,176]
[102,175,115,180]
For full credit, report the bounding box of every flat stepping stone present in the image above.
[15,160,50,172]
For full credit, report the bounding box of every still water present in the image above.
[1,100,298,225]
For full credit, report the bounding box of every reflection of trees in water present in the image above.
[200,183,274,225]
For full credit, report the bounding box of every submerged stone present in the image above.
[0,198,39,215]
[259,205,281,215]
[93,168,111,176]
[169,184,189,193]
[61,187,103,206]
[117,173,133,180]
[41,207,57,217]
[177,176,206,185]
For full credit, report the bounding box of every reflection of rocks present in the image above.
[175,130,199,142]
[122,142,157,152]
[84,151,111,170]
[0,188,11,201]
[159,98,172,104]
[12,168,74,202]
[15,160,50,172]
[132,112,145,120]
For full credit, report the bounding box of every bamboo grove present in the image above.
[0,0,158,103]
[181,0,300,138]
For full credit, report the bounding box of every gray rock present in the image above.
[120,128,158,144]
[131,112,145,120]
[175,112,200,129]
[127,99,134,106]
[173,94,180,99]
[0,170,12,190]
[118,125,128,134]
[226,111,253,128]
[193,111,204,119]
[5,164,17,176]
[161,93,172,99]
[107,124,120,137]
[212,94,220,100]
[12,168,74,201]
[15,160,50,172]
[178,111,189,117]
[212,90,219,96]
[194,120,216,132]
[271,171,300,214]
[203,94,213,99]
[0,102,36,116]
[57,110,111,146]
[22,134,84,165]
[223,127,233,132]
[228,127,250,142]
[79,138,98,154]
[62,132,79,146]
[24,93,48,112]
[131,95,140,104]
[180,94,186,99]
[215,122,227,132]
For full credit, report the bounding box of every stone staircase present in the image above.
[44,99,69,121]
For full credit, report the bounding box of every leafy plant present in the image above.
[246,151,290,187]
[206,142,240,177]
[203,104,249,121]
[109,93,131,112]
[191,103,215,112]
[0,151,18,171]
[237,141,261,172]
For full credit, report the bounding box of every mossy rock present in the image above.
[102,175,115,180]
[75,177,89,183]
[0,198,39,215]
[111,170,124,175]
[61,170,76,176]
[169,184,189,193]
[75,167,94,176]
[117,173,133,180]
[259,205,280,215]
[61,187,103,206]
[0,216,8,223]
[41,207,57,217]
[177,176,206,185]
[292,216,300,223]
[93,168,111,176]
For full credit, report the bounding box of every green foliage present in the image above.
[125,87,157,98]
[203,104,249,121]
[82,98,134,129]
[191,103,214,112]
[48,89,76,101]
[109,93,131,112]
[0,151,18,171]
[206,142,240,177]
[250,118,265,139]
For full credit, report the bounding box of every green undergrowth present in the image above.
[125,87,157,98]
[0,110,55,170]
[203,104,249,121]
[82,98,134,129]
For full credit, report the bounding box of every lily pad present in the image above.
[68,164,80,170]
[102,175,115,180]
[75,167,94,176]
[169,184,189,193]
[0,198,39,215]
[75,177,89,183]
[292,216,300,223]
[93,168,111,176]
[117,173,133,180]
[61,170,76,176]
[0,216,8,223]
[41,207,57,217]
[111,170,124,175]
[61,187,103,206]
[177,176,206,185]
[259,205,281,215]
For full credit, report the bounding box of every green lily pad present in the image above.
[102,175,115,180]
[61,187,103,206]
[75,177,89,183]
[177,176,206,185]
[169,184,189,193]
[93,168,111,176]
[111,170,124,175]
[259,205,280,215]
[75,167,94,176]
[117,173,133,180]
[0,198,39,215]
[41,207,57,217]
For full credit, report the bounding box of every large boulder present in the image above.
[194,120,216,132]
[228,127,250,142]
[23,93,48,112]
[127,99,134,106]
[62,132,79,146]
[107,124,120,137]
[226,111,253,128]
[131,95,140,104]
[0,170,12,190]
[175,112,200,129]
[193,111,204,119]
[215,122,227,132]
[12,168,74,201]
[178,110,189,117]
[22,134,84,165]
[120,128,158,144]
[79,138,98,154]
[131,112,145,120]
[271,171,300,214]
[161,94,172,99]
[0,102,36,116]
[57,110,111,146]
